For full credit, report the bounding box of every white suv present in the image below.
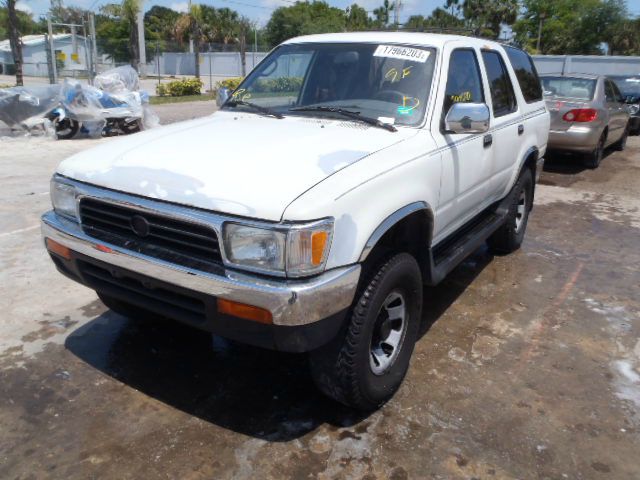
[42,33,549,410]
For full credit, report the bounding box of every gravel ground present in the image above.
[1,111,639,479]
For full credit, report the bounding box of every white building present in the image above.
[0,33,89,77]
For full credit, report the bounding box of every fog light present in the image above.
[45,238,71,260]
[217,298,273,324]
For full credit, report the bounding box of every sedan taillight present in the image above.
[562,108,598,122]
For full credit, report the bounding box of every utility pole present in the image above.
[89,13,98,78]
[536,12,546,53]
[47,15,58,83]
[394,0,400,30]
[137,7,147,77]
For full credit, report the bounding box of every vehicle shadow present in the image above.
[542,148,616,176]
[65,247,494,441]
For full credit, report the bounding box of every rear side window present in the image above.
[442,49,484,118]
[608,80,623,103]
[481,50,518,117]
[505,47,543,103]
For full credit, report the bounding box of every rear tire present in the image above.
[613,124,629,151]
[584,132,605,168]
[309,253,422,410]
[55,118,79,140]
[488,168,533,254]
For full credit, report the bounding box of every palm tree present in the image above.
[4,0,23,85]
[373,0,394,29]
[175,3,205,79]
[121,0,142,70]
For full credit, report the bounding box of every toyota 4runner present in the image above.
[42,33,550,410]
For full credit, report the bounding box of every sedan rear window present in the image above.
[541,77,596,100]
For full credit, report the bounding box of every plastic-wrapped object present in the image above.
[60,79,144,122]
[0,85,61,130]
[94,65,140,95]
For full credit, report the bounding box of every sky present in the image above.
[13,0,640,27]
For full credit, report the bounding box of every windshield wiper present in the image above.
[289,106,397,132]
[225,100,284,119]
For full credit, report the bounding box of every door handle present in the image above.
[483,134,493,147]
[518,124,524,135]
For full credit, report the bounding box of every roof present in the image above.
[0,34,78,53]
[282,31,504,49]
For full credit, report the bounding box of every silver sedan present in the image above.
[541,74,630,168]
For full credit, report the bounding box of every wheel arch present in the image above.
[358,201,434,273]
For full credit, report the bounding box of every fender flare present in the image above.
[358,201,434,263]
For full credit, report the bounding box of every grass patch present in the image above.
[150,94,215,105]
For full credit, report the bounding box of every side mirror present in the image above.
[444,102,490,134]
[217,87,230,107]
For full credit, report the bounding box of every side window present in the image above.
[505,47,543,103]
[442,49,484,119]
[481,50,518,117]
[609,80,623,103]
[605,80,615,102]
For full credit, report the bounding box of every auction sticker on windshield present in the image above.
[374,45,430,63]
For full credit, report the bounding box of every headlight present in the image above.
[629,104,639,115]
[223,219,333,277]
[50,178,78,220]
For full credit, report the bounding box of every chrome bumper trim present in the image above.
[42,211,361,326]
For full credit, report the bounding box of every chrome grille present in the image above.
[79,197,222,265]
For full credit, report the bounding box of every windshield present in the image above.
[610,76,640,97]
[541,76,596,100]
[223,43,436,127]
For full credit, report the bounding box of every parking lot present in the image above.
[1,103,639,479]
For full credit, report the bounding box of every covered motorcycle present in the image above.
[47,65,158,139]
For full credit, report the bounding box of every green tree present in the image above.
[144,6,179,42]
[607,17,640,55]
[462,0,518,38]
[513,0,629,54]
[0,6,40,40]
[405,7,465,32]
[265,1,346,47]
[346,4,371,31]
[372,0,394,29]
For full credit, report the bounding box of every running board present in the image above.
[424,205,509,286]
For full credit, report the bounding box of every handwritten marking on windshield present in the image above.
[385,66,413,83]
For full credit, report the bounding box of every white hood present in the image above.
[58,111,414,221]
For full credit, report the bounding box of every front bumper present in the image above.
[42,211,361,351]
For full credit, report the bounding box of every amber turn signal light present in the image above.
[217,298,273,324]
[45,238,72,260]
[311,231,328,266]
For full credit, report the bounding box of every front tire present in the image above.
[310,253,422,410]
[488,168,533,254]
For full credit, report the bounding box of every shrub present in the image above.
[253,77,303,93]
[156,84,168,96]
[157,78,203,97]
[214,77,243,96]
[0,84,13,89]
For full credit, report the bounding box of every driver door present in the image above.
[433,45,494,242]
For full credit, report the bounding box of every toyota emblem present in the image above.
[130,215,150,237]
